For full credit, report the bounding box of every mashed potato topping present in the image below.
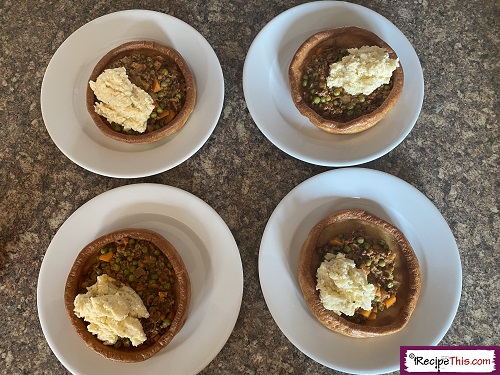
[316,253,376,316]
[89,67,154,133]
[326,45,399,96]
[74,274,150,346]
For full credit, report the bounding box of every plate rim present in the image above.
[37,183,243,374]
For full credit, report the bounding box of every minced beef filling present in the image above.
[107,53,186,134]
[301,47,393,122]
[80,237,177,348]
[317,229,399,322]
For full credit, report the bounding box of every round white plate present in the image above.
[41,10,224,178]
[259,168,461,374]
[243,1,424,166]
[37,184,243,375]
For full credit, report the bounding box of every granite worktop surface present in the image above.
[1,0,498,374]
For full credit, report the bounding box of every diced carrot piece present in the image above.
[157,109,170,119]
[328,237,343,246]
[359,309,371,318]
[162,110,176,123]
[385,295,397,309]
[152,78,161,93]
[367,312,377,321]
[98,252,113,262]
[360,264,370,274]
[158,292,168,299]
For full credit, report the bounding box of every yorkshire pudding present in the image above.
[298,210,420,337]
[87,41,196,143]
[64,228,191,362]
[289,26,404,134]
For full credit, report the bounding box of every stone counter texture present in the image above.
[0,0,498,374]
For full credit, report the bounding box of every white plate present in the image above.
[37,184,243,374]
[41,10,224,178]
[243,1,424,166]
[259,168,461,374]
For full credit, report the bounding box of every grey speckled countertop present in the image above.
[1,0,498,374]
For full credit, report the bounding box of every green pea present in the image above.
[313,97,321,104]
[111,264,120,272]
[365,259,372,267]
[151,273,159,280]
[302,74,308,80]
[333,89,341,96]
[346,110,354,116]
[175,93,182,100]
[157,92,165,99]
[123,269,130,276]
[387,281,394,288]
[363,242,371,250]
[149,279,156,285]
[154,249,160,256]
[346,103,354,110]
[161,68,169,75]
[343,245,351,253]
[336,233,344,239]
[302,80,308,87]
[100,248,107,254]
[150,112,157,119]
[164,283,171,290]
[96,268,102,275]
[161,81,168,87]
[156,107,164,114]
[356,237,365,244]
[358,95,365,103]
[142,246,148,254]
[162,319,171,328]
[132,260,138,266]
[378,260,386,267]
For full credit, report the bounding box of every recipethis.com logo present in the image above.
[401,346,498,373]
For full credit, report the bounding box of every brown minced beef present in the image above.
[317,229,400,323]
[80,236,177,349]
[106,53,187,134]
[301,47,393,122]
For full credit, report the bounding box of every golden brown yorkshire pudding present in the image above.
[87,41,196,143]
[64,228,191,362]
[298,210,420,338]
[289,26,404,134]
